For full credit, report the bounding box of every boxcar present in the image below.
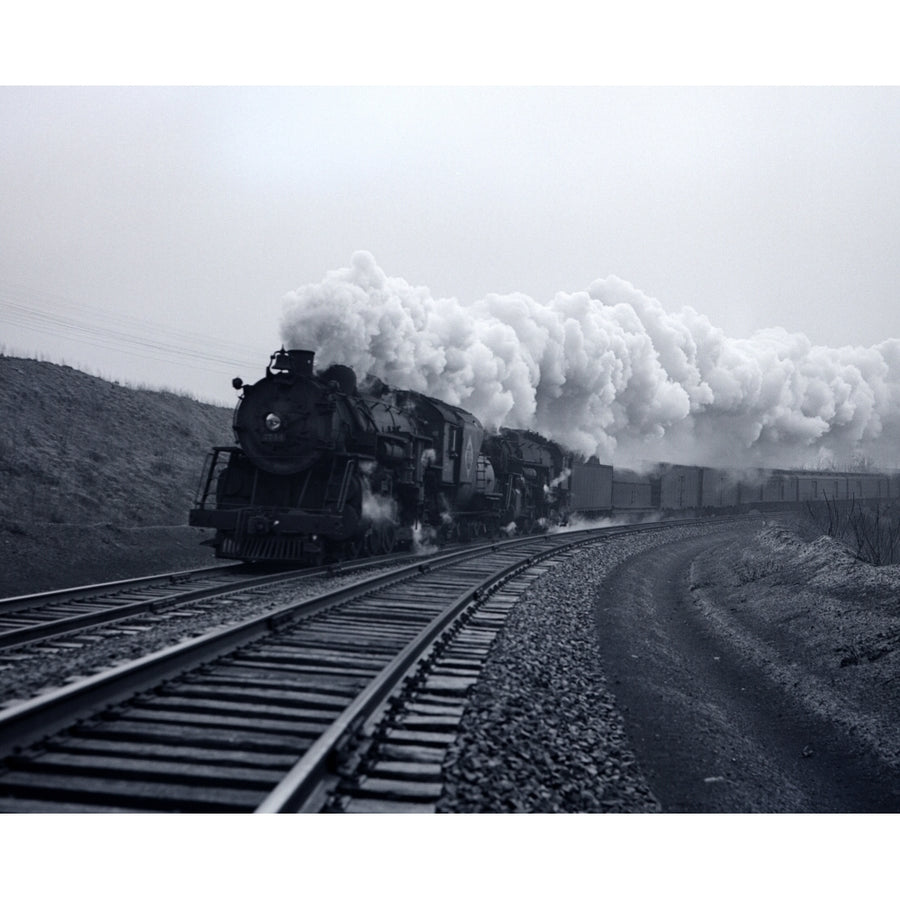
[701,468,740,509]
[761,471,798,504]
[850,473,888,500]
[889,472,900,502]
[612,468,654,510]
[658,465,702,511]
[796,474,842,502]
[567,458,613,515]
[737,474,763,506]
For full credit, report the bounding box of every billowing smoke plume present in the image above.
[281,252,900,470]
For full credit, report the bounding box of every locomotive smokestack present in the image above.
[288,349,315,375]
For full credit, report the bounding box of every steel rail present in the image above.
[0,547,454,651]
[0,566,340,652]
[0,542,517,759]
[0,517,734,654]
[0,563,244,612]
[255,518,753,813]
[254,543,566,813]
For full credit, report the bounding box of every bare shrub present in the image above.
[849,504,900,566]
[806,496,900,566]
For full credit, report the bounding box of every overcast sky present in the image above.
[2,27,899,409]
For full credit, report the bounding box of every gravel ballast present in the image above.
[438,523,745,812]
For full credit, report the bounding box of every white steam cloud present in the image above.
[281,252,900,470]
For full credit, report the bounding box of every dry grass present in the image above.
[690,520,900,772]
[0,355,233,528]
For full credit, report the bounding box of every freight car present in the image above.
[612,468,656,513]
[658,466,895,514]
[564,458,612,518]
[189,349,899,563]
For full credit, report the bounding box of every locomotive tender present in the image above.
[189,349,900,563]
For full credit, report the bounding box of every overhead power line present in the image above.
[0,278,276,379]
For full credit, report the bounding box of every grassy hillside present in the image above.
[0,356,235,595]
[0,356,233,527]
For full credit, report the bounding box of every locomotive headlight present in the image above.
[265,412,283,432]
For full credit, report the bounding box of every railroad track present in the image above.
[0,555,422,654]
[0,519,736,812]
[0,565,253,647]
[0,522,646,812]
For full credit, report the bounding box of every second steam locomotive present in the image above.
[189,348,899,563]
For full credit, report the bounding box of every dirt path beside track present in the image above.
[594,529,900,812]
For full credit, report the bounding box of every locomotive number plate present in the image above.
[261,433,287,443]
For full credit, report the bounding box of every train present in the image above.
[188,348,900,563]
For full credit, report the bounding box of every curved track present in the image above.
[0,520,726,812]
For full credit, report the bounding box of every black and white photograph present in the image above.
[1,4,897,896]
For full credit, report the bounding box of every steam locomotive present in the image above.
[189,348,566,562]
[189,349,900,563]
